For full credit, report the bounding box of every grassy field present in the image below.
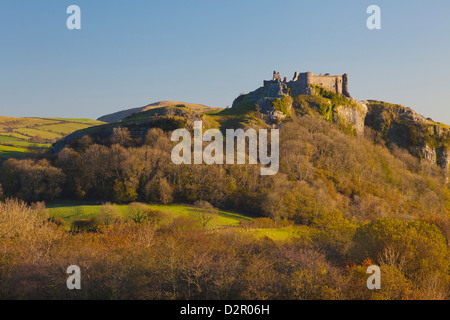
[0,145,30,158]
[46,203,302,240]
[0,116,104,159]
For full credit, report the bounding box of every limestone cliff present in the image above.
[364,100,450,173]
[232,75,449,175]
[233,78,367,135]
[231,82,293,125]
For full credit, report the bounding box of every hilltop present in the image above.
[50,71,450,176]
[364,100,450,172]
[97,101,219,123]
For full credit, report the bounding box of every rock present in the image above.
[365,100,450,175]
[334,101,368,136]
[231,82,292,125]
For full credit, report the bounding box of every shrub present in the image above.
[47,216,66,227]
[194,200,216,210]
[126,202,164,224]
[70,219,96,233]
[30,201,49,220]
[93,203,123,226]
[0,198,41,239]
[126,202,149,223]
[270,95,292,117]
[242,217,277,229]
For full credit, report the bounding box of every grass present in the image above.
[0,135,21,142]
[0,116,105,159]
[0,145,29,159]
[42,118,104,124]
[35,123,96,135]
[245,226,312,241]
[47,203,251,227]
[45,202,302,240]
[14,128,63,140]
[0,132,32,140]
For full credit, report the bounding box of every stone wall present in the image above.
[264,71,350,97]
[310,75,343,95]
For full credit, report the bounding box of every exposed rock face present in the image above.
[232,82,292,124]
[365,100,450,174]
[234,75,449,177]
[234,75,365,133]
[334,101,368,136]
[436,147,450,172]
[416,144,438,164]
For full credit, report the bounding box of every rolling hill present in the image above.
[97,101,220,123]
[0,117,105,159]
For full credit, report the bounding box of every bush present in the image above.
[30,201,49,220]
[242,217,277,229]
[126,203,164,224]
[70,219,97,233]
[194,200,216,210]
[126,202,149,223]
[93,203,123,226]
[270,95,292,117]
[0,198,42,239]
[47,216,66,227]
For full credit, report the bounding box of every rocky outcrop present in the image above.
[232,82,292,124]
[365,100,450,174]
[436,147,450,172]
[234,79,366,133]
[333,101,368,136]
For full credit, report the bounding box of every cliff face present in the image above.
[232,82,293,124]
[232,81,369,133]
[364,100,450,174]
[234,81,367,136]
[333,102,368,136]
[232,82,449,175]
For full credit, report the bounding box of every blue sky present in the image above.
[1,0,449,123]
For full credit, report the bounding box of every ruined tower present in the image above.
[264,70,351,98]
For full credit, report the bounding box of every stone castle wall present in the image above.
[264,71,350,97]
[310,75,343,94]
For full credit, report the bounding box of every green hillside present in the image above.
[0,116,104,159]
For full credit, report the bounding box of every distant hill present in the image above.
[97,101,219,123]
[0,117,104,159]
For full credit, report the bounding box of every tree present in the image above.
[158,178,173,205]
[1,159,65,201]
[111,127,134,147]
[351,218,449,288]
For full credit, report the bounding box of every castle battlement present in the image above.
[264,70,350,97]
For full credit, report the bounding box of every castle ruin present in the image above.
[264,70,350,98]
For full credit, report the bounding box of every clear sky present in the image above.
[1,0,449,123]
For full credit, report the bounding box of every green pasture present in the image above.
[46,202,306,241]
